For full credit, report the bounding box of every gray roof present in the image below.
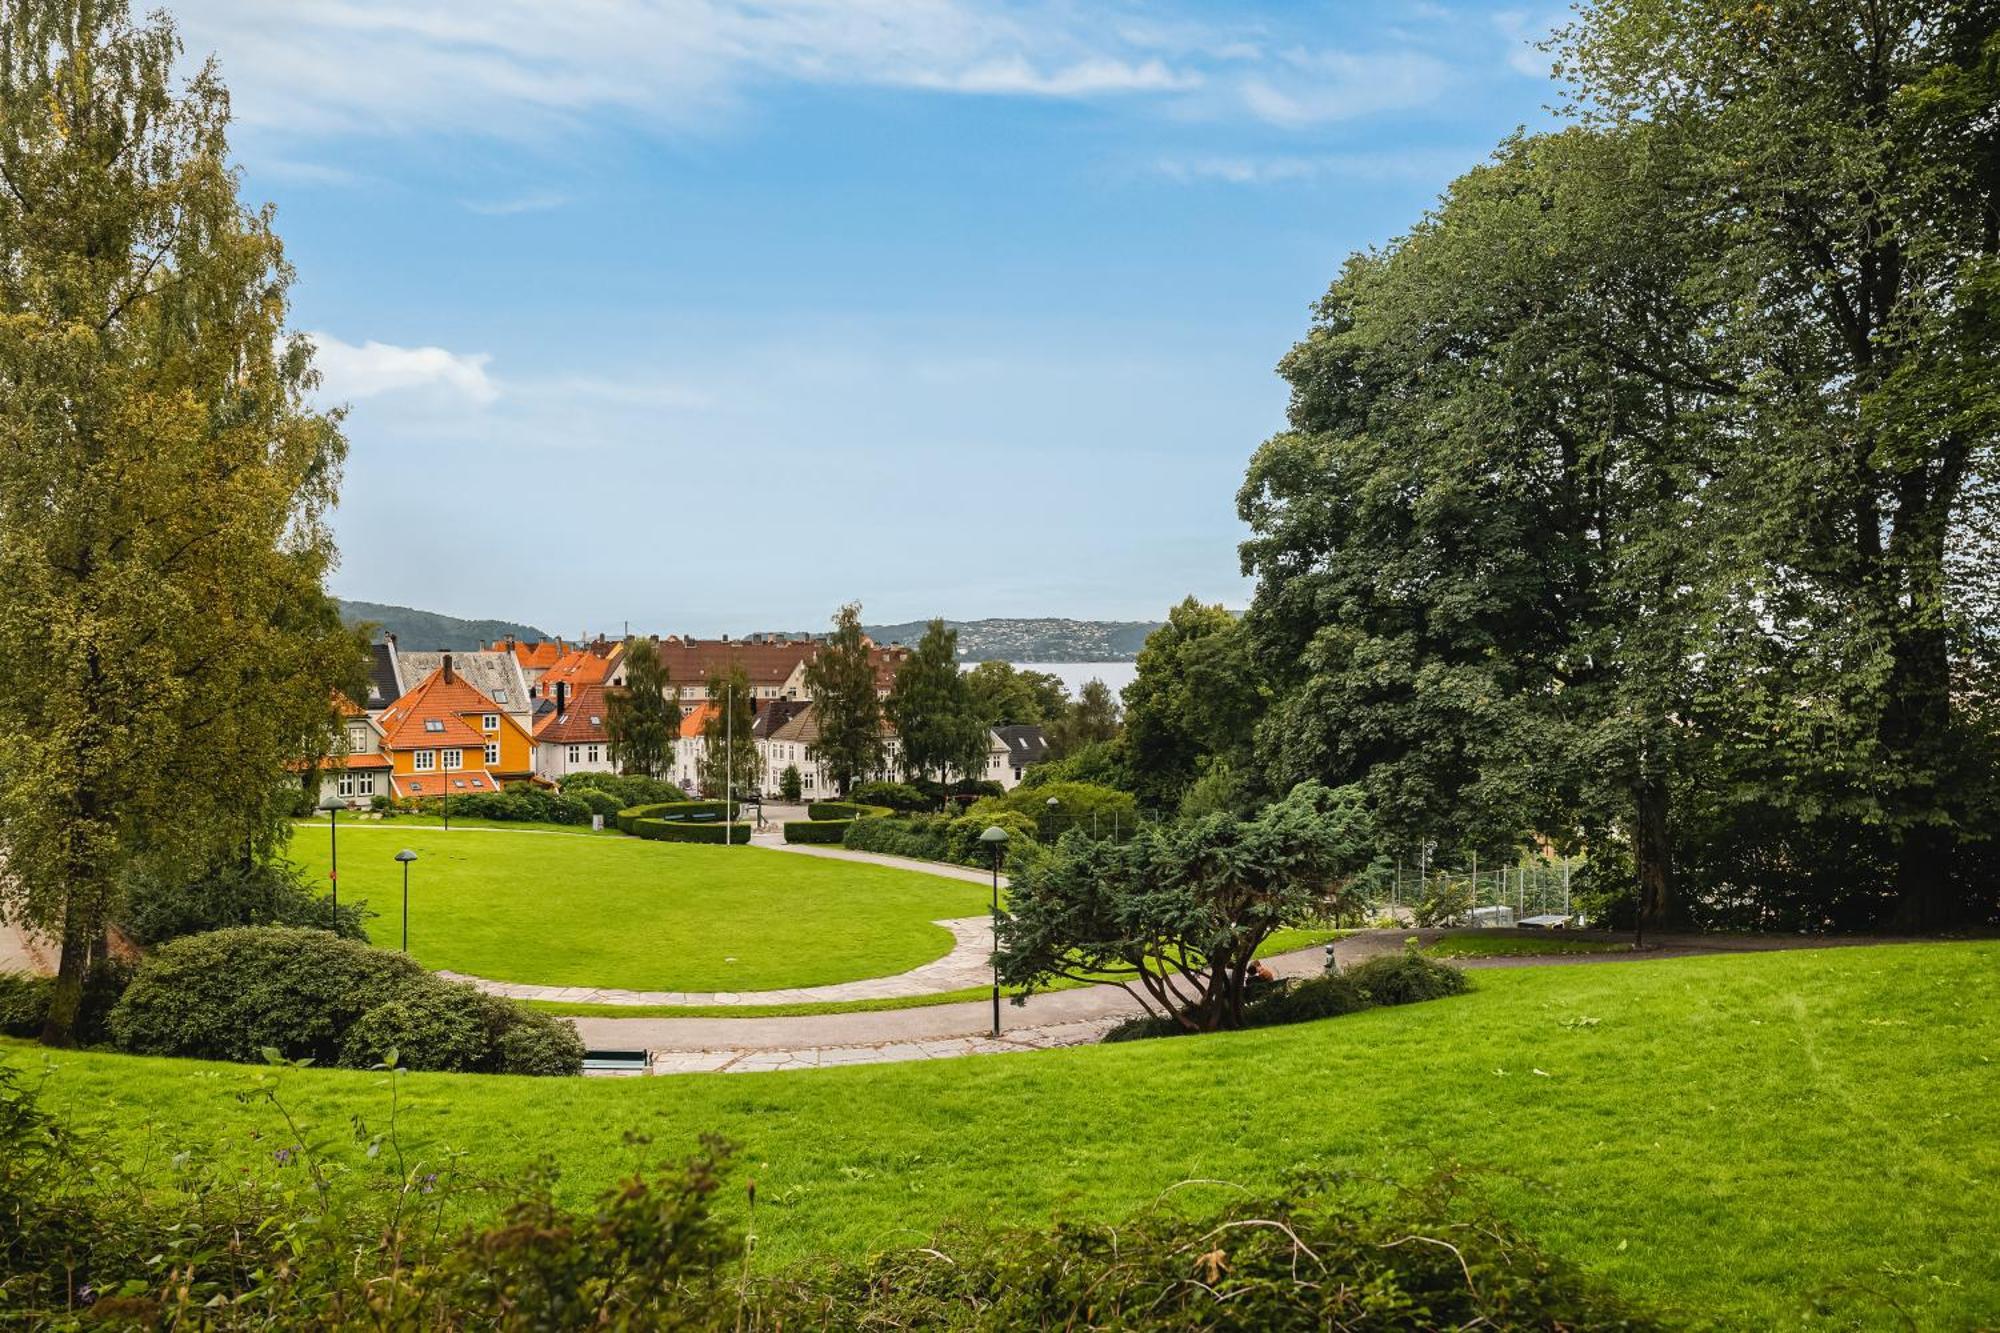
[365,641,402,712]
[995,724,1049,768]
[394,650,532,714]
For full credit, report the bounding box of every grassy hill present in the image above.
[336,599,550,651]
[11,940,1996,1327]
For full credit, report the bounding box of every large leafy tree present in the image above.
[996,782,1375,1031]
[606,637,677,777]
[801,603,884,796]
[1044,679,1123,762]
[887,619,988,786]
[1120,599,1263,813]
[963,660,1068,727]
[1560,0,2000,926]
[0,1,363,1043]
[696,663,760,802]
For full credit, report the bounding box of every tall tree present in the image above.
[801,603,884,796]
[0,1,363,1043]
[606,637,677,777]
[963,660,1068,727]
[696,663,760,802]
[1045,679,1124,763]
[887,619,988,786]
[1561,0,2000,926]
[1118,599,1262,811]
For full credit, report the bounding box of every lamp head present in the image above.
[394,849,418,864]
[978,825,1010,846]
[320,797,347,813]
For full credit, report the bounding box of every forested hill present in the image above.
[337,600,550,652]
[861,618,1161,661]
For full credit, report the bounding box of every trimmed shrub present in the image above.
[968,780,1140,838]
[630,818,753,845]
[339,985,582,1075]
[946,810,1039,866]
[561,772,688,808]
[616,800,737,833]
[842,814,952,862]
[783,820,851,844]
[1344,947,1470,1005]
[805,800,891,822]
[848,781,934,813]
[0,958,131,1045]
[120,858,366,945]
[1245,971,1372,1027]
[107,926,581,1074]
[565,787,625,821]
[404,787,595,826]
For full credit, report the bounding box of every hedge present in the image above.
[782,820,852,844]
[615,800,738,834]
[630,818,754,845]
[804,801,891,822]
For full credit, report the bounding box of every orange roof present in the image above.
[647,638,815,687]
[679,702,718,739]
[377,665,504,751]
[541,641,622,695]
[333,692,366,718]
[535,683,612,744]
[328,752,393,770]
[392,771,499,800]
[492,638,569,669]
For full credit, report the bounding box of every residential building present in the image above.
[362,639,404,717]
[756,703,904,799]
[538,638,625,702]
[489,636,570,690]
[315,696,393,806]
[991,724,1049,788]
[395,649,532,728]
[532,681,615,781]
[373,655,535,800]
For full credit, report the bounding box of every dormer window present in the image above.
[492,689,509,703]
[424,719,445,733]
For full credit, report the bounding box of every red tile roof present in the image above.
[534,683,611,744]
[679,702,718,739]
[490,638,569,669]
[540,641,623,696]
[392,771,498,800]
[377,665,504,751]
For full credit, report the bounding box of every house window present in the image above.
[586,744,600,764]
[358,774,376,797]
[337,773,355,797]
[443,748,463,771]
[484,743,500,766]
[493,689,509,703]
[482,714,499,731]
[567,744,581,764]
[347,724,368,749]
[414,750,436,772]
[425,719,445,733]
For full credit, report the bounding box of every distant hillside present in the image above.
[863,618,1161,662]
[338,600,550,652]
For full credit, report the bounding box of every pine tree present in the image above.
[801,603,884,796]
[0,1,363,1043]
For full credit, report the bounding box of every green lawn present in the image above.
[288,823,986,992]
[1423,930,1634,959]
[12,942,1996,1327]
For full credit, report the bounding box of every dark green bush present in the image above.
[565,786,626,820]
[843,814,952,862]
[340,984,582,1075]
[107,927,580,1074]
[1344,948,1470,1005]
[1244,971,1372,1027]
[562,771,689,808]
[782,819,851,844]
[630,817,753,845]
[0,971,50,1037]
[805,800,890,821]
[848,780,934,812]
[616,799,737,833]
[120,858,366,945]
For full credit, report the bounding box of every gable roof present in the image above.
[490,638,570,671]
[679,702,718,739]
[364,641,403,710]
[395,650,530,712]
[534,683,611,744]
[646,637,816,689]
[376,663,505,751]
[752,698,811,740]
[994,724,1049,768]
[765,703,898,746]
[541,640,624,696]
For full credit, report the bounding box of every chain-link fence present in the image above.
[1381,857,1583,927]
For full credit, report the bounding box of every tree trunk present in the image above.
[1633,776,1676,931]
[38,898,95,1047]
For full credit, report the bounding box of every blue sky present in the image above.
[172,0,1565,637]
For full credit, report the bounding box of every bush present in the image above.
[0,959,131,1045]
[1245,971,1372,1027]
[616,800,737,833]
[120,858,366,945]
[946,810,1040,866]
[339,985,583,1075]
[843,814,952,862]
[969,780,1140,839]
[783,819,852,844]
[561,771,688,809]
[565,787,625,821]
[1344,947,1470,1005]
[630,817,753,845]
[805,800,891,822]
[847,781,934,813]
[0,971,50,1037]
[402,786,596,827]
[778,764,802,801]
[107,927,580,1074]
[1415,876,1476,927]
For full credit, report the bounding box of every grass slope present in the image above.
[13,942,1997,1327]
[290,825,986,992]
[1424,931,1634,959]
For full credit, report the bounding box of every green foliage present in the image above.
[561,771,689,808]
[105,926,580,1074]
[0,0,367,1044]
[848,780,935,813]
[998,782,1378,1030]
[842,814,953,863]
[1018,737,1136,793]
[565,787,626,820]
[119,857,366,945]
[1043,677,1123,761]
[1244,971,1373,1028]
[806,801,891,822]
[962,660,1069,726]
[697,661,762,800]
[605,636,680,777]
[779,764,803,801]
[1121,599,1262,811]
[616,800,738,833]
[887,618,989,784]
[969,780,1139,837]
[800,602,885,795]
[945,810,1041,869]
[631,819,753,846]
[782,820,852,845]
[1342,948,1471,1006]
[1415,877,1477,928]
[405,785,596,826]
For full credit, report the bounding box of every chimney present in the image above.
[442,652,456,684]
[556,680,568,716]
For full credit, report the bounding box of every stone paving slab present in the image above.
[638,1018,1118,1075]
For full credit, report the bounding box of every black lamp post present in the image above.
[318,796,346,916]
[395,849,418,952]
[979,824,1010,1037]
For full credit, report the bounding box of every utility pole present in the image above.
[724,678,733,847]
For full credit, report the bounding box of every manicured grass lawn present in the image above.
[12,942,1996,1326]
[1424,930,1634,959]
[302,814,622,837]
[287,824,986,992]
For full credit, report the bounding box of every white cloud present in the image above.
[308,333,499,406]
[462,190,569,216]
[1238,49,1450,126]
[1154,146,1487,186]
[1493,9,1564,79]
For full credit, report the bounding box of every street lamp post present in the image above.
[318,796,346,917]
[1044,795,1060,841]
[978,825,1010,1038]
[395,849,418,952]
